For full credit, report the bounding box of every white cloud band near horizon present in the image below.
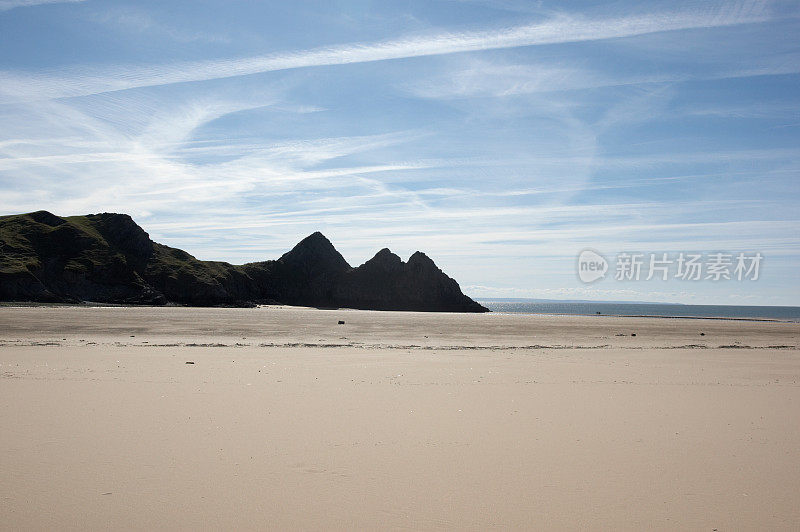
[0,2,772,101]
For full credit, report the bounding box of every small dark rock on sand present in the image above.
[338,320,345,325]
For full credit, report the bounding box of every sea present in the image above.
[476,299,800,322]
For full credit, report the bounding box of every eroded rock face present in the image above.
[0,211,488,312]
[88,213,154,260]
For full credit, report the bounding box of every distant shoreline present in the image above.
[0,300,797,323]
[484,310,794,323]
[478,300,800,323]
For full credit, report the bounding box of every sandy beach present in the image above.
[1,306,799,530]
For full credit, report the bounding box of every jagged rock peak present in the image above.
[361,248,403,272]
[407,251,437,269]
[373,247,402,262]
[305,231,328,242]
[279,231,351,273]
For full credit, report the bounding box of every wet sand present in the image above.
[1,306,799,530]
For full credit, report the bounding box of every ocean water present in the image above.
[476,300,800,321]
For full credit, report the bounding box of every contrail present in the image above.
[0,2,771,101]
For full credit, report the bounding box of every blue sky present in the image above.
[1,0,798,305]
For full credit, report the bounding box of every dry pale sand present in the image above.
[1,306,799,530]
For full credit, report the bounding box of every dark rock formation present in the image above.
[333,249,486,312]
[0,211,488,312]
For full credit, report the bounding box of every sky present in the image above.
[0,0,798,305]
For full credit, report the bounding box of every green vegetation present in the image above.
[0,212,49,273]
[149,243,237,284]
[63,215,108,244]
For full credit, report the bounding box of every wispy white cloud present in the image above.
[0,89,432,229]
[0,3,772,101]
[407,55,800,99]
[0,0,83,11]
[90,7,231,44]
[448,0,549,15]
[681,101,800,119]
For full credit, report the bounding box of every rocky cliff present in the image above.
[0,211,488,312]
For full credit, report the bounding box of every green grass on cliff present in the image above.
[1,212,225,279]
[0,212,47,273]
[62,214,107,243]
[1,211,240,284]
[0,211,134,275]
[150,243,238,283]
